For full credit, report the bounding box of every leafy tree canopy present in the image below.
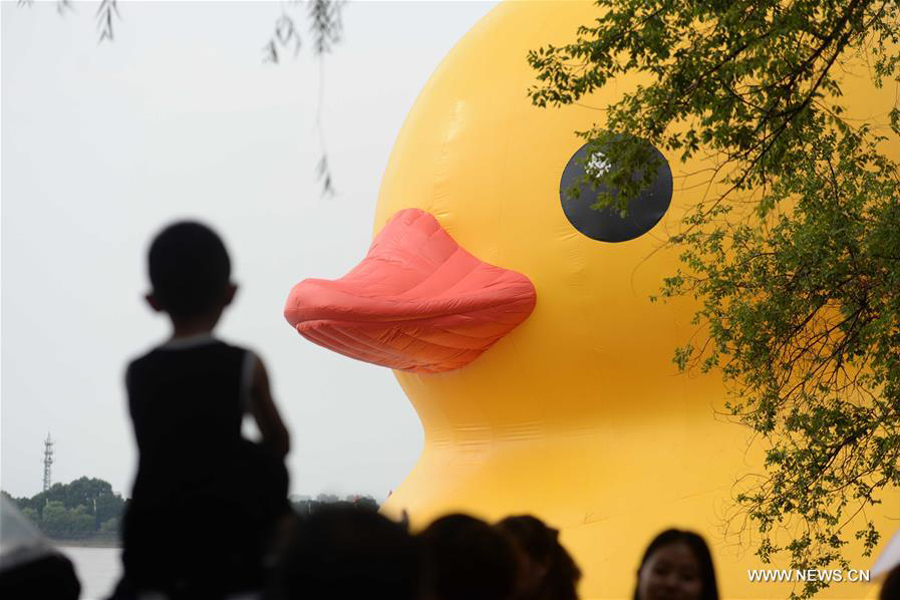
[5,477,126,539]
[529,2,899,597]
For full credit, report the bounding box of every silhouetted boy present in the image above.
[116,221,290,600]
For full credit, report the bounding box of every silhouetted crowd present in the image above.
[274,506,581,600]
[5,496,900,600]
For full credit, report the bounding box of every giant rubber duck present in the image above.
[285,2,900,598]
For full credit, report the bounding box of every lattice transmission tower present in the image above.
[42,433,54,492]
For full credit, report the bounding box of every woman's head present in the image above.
[418,513,519,600]
[633,529,718,600]
[279,504,420,600]
[495,515,581,600]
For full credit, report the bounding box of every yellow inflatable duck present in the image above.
[287,1,900,598]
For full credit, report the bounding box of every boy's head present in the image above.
[146,221,234,319]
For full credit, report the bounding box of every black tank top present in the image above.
[126,338,249,505]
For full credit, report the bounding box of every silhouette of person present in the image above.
[419,513,519,600]
[113,221,290,600]
[275,503,420,599]
[495,514,581,600]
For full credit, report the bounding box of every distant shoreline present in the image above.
[53,538,121,549]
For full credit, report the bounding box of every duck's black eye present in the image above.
[559,138,672,243]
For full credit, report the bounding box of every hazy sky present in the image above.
[1,0,499,500]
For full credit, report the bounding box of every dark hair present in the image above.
[634,529,719,600]
[419,513,518,600]
[278,503,420,600]
[881,565,900,600]
[148,221,231,317]
[495,515,581,600]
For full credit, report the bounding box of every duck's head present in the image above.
[283,0,702,433]
[285,0,898,433]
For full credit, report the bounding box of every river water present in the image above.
[53,545,263,600]
[55,545,121,600]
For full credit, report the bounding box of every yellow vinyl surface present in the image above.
[373,2,900,598]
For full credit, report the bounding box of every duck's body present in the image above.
[287,1,900,597]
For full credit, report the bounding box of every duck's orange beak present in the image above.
[284,209,536,373]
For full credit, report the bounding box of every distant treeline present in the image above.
[2,479,379,541]
[292,493,379,515]
[2,477,126,540]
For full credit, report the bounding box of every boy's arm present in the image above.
[248,356,291,457]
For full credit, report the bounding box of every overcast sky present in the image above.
[1,0,499,501]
